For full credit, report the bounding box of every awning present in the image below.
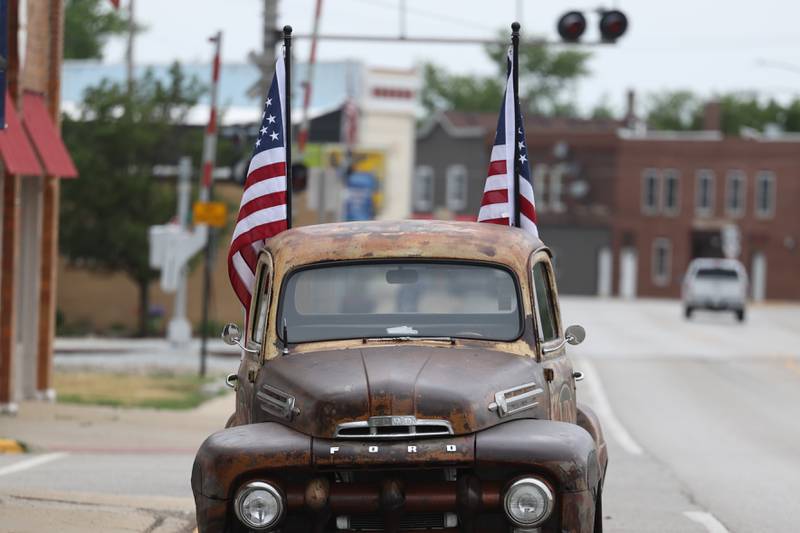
[0,91,43,176]
[21,92,78,178]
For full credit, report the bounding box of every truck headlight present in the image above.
[234,481,285,530]
[503,477,554,527]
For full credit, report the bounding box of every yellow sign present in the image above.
[193,201,228,227]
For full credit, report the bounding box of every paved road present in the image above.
[565,298,800,533]
[1,298,798,532]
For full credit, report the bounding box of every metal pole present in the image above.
[168,157,192,348]
[298,0,323,155]
[199,32,222,376]
[283,25,294,229]
[289,33,589,46]
[199,193,213,377]
[511,22,521,229]
[125,0,135,94]
[400,0,406,38]
[200,32,222,202]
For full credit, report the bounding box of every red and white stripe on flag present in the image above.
[227,57,289,315]
[477,49,538,238]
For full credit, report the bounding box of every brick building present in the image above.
[615,129,799,300]
[415,110,800,301]
[0,0,76,412]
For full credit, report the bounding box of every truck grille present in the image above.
[335,416,453,439]
[338,512,454,530]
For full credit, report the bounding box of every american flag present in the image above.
[228,57,289,312]
[477,49,538,237]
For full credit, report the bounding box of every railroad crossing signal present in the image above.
[557,9,629,44]
[599,10,629,43]
[557,11,587,43]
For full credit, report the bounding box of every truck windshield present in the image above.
[279,262,521,343]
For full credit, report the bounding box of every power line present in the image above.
[347,0,493,33]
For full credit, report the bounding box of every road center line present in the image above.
[578,359,644,455]
[684,511,730,533]
[0,452,68,477]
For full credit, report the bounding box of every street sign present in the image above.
[193,201,228,227]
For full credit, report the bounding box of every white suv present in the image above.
[682,258,748,321]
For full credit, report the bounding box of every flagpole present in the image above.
[511,21,521,229]
[283,25,294,229]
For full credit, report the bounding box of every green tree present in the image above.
[421,34,591,116]
[64,0,128,60]
[590,94,616,121]
[60,64,205,336]
[645,90,800,135]
[421,63,503,114]
[645,90,701,131]
[716,94,784,135]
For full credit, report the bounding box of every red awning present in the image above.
[0,91,43,176]
[21,92,78,178]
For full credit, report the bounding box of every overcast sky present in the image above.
[104,0,800,114]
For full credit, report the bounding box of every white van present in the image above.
[682,258,748,321]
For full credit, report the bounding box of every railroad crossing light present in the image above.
[557,11,587,43]
[599,10,628,42]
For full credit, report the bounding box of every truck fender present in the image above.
[475,418,602,494]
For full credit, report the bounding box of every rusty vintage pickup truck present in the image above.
[192,220,607,533]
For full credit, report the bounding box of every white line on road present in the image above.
[0,453,68,477]
[684,511,731,533]
[579,359,644,455]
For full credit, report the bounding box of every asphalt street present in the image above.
[0,297,798,532]
[566,297,800,533]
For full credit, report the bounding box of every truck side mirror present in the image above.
[221,323,259,355]
[221,323,242,345]
[565,324,586,346]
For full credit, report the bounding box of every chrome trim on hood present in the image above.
[335,416,454,439]
[488,381,543,417]
[256,383,300,420]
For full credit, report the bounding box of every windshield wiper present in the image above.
[361,336,456,345]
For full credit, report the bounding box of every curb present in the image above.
[0,438,26,454]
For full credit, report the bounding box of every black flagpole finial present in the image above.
[511,21,521,34]
[283,25,293,37]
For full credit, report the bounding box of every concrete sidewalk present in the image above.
[0,393,233,532]
[2,391,234,453]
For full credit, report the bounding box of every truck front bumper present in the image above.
[192,420,605,532]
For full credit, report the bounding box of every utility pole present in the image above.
[264,0,279,67]
[125,0,135,93]
[248,0,280,99]
[298,0,323,155]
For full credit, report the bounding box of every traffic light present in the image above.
[599,10,628,42]
[557,11,587,43]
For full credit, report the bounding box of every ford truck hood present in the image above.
[253,344,547,438]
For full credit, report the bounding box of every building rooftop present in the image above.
[61,60,363,125]
[419,110,622,139]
